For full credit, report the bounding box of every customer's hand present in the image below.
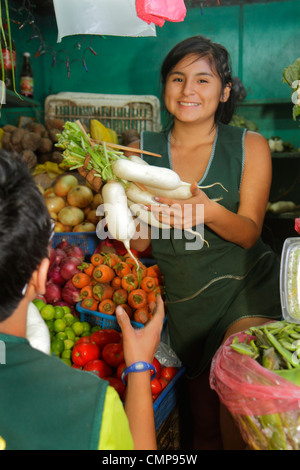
[115,295,165,367]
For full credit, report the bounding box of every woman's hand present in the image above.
[146,181,210,230]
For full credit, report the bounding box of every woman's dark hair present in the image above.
[160,35,237,126]
[0,151,52,322]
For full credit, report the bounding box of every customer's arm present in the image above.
[116,296,165,450]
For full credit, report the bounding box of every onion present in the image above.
[60,256,81,280]
[62,280,81,305]
[45,196,66,214]
[47,266,65,286]
[73,222,96,233]
[49,246,56,269]
[64,245,85,261]
[67,185,94,208]
[45,282,62,305]
[58,206,85,227]
[56,240,70,251]
[54,248,67,266]
[54,174,78,197]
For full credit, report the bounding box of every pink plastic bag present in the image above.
[136,0,187,27]
[210,332,300,449]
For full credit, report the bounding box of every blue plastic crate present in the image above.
[76,302,144,331]
[154,367,185,431]
[52,232,100,256]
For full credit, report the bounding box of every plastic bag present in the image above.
[210,331,300,450]
[155,342,182,368]
[53,0,156,42]
[136,0,187,26]
[26,303,51,355]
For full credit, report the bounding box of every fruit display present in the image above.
[33,297,180,402]
[44,173,103,233]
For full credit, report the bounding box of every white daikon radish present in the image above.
[127,199,209,247]
[146,181,227,199]
[127,155,149,165]
[126,183,162,206]
[112,159,181,190]
[102,181,139,266]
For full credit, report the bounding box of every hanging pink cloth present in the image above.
[136,0,187,27]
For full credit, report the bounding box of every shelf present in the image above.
[271,152,300,159]
[2,90,41,108]
[237,98,292,106]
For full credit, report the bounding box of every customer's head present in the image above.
[0,151,52,322]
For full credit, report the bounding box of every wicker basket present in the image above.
[44,92,162,138]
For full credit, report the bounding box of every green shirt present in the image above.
[141,124,282,378]
[0,334,133,450]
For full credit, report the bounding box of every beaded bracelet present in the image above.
[121,361,156,385]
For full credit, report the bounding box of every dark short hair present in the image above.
[160,35,237,126]
[0,151,52,322]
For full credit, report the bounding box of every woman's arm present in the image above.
[148,132,272,250]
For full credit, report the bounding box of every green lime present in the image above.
[32,299,46,312]
[64,339,75,351]
[65,328,76,341]
[81,322,91,335]
[91,326,101,334]
[54,318,67,333]
[61,350,72,360]
[51,339,64,357]
[45,320,54,333]
[40,304,55,321]
[72,321,84,336]
[54,306,65,319]
[61,358,72,367]
[62,306,71,315]
[63,313,75,326]
[56,332,67,341]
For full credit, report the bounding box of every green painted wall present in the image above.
[3,0,300,149]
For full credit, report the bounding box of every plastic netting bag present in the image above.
[210,331,300,450]
[136,0,187,26]
[53,0,156,42]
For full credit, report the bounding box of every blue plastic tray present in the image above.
[52,232,100,256]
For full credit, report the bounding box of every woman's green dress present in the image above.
[141,123,282,379]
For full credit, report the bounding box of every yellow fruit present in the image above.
[90,119,112,142]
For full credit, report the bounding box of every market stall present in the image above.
[0,0,299,452]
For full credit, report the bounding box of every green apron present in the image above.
[141,123,282,379]
[0,334,108,450]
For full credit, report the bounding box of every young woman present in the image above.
[127,35,282,449]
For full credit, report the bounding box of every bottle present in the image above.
[20,52,34,99]
[0,24,17,91]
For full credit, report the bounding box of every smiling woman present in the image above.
[128,35,282,450]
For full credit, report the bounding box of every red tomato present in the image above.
[106,377,126,398]
[158,377,168,391]
[102,343,124,368]
[72,364,82,370]
[90,329,121,350]
[72,342,100,368]
[116,362,127,381]
[74,336,91,346]
[83,359,113,378]
[151,357,162,379]
[161,366,178,382]
[151,378,162,396]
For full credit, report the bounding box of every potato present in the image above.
[38,137,53,154]
[22,132,42,151]
[20,150,37,169]
[2,124,17,133]
[26,122,46,136]
[48,128,61,143]
[2,132,12,150]
[11,128,26,145]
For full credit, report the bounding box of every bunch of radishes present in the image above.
[46,240,85,313]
